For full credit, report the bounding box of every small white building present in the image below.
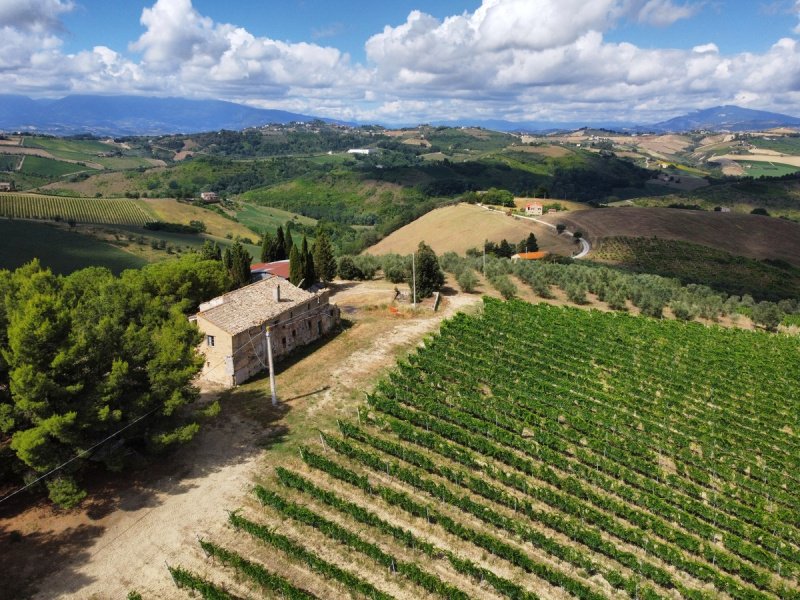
[200,192,219,203]
[347,148,372,155]
[525,202,543,216]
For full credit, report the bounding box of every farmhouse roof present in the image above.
[512,251,549,260]
[251,259,290,279]
[196,277,316,336]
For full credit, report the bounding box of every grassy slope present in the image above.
[547,206,800,266]
[364,203,577,256]
[141,198,256,239]
[0,220,146,274]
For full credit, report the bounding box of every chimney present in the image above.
[273,284,281,303]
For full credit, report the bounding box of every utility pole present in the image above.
[265,327,278,407]
[412,252,417,309]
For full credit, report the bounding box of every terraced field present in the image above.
[0,193,153,224]
[170,299,800,599]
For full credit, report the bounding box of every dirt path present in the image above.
[3,280,480,599]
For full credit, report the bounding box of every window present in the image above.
[207,335,215,347]
[317,321,322,335]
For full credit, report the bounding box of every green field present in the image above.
[0,155,20,171]
[0,220,146,274]
[22,137,154,170]
[174,298,800,599]
[0,193,153,224]
[19,155,91,177]
[592,236,800,301]
[236,203,317,234]
[738,160,800,178]
[749,135,800,155]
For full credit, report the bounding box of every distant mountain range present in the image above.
[0,95,339,136]
[649,105,800,132]
[1,94,798,136]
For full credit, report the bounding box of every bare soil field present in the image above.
[541,206,800,266]
[712,153,800,167]
[365,203,576,256]
[0,280,481,600]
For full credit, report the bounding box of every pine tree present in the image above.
[260,231,274,263]
[301,235,315,288]
[274,226,286,261]
[313,231,337,283]
[288,245,303,287]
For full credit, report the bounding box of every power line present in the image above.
[0,406,160,506]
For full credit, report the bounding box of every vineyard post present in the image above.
[412,251,417,309]
[265,327,278,407]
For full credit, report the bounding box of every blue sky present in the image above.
[3,0,800,124]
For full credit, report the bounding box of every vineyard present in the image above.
[0,193,153,225]
[170,299,800,599]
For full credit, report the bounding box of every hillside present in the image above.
[544,206,800,266]
[364,203,577,256]
[163,297,800,599]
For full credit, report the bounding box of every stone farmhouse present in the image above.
[193,277,340,388]
[525,201,543,216]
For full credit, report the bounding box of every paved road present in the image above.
[513,212,591,259]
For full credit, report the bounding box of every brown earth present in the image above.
[541,207,800,266]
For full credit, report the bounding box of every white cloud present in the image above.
[634,0,699,27]
[0,0,74,32]
[0,0,799,125]
[795,0,800,33]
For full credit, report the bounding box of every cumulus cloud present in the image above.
[795,0,800,33]
[0,0,74,32]
[0,0,799,125]
[634,0,699,26]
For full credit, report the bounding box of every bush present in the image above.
[47,476,87,509]
[491,275,517,299]
[751,301,783,331]
[337,256,363,280]
[456,268,479,293]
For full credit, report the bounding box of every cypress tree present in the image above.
[274,226,286,260]
[410,241,445,299]
[301,235,315,288]
[260,231,274,263]
[285,222,294,257]
[288,245,303,286]
[313,230,337,283]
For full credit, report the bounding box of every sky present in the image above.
[2,0,800,125]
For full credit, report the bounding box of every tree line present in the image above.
[0,255,231,507]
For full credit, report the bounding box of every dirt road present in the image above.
[1,280,479,599]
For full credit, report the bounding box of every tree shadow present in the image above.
[0,520,101,600]
[0,380,292,597]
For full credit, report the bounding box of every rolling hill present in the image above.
[652,105,800,132]
[364,203,577,256]
[542,206,800,266]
